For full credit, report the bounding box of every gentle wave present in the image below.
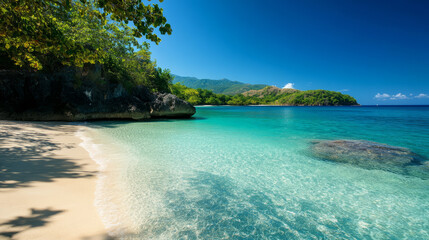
[75,127,130,237]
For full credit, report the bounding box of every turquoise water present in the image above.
[84,106,429,239]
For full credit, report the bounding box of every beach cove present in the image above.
[2,0,429,238]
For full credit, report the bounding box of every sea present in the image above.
[78,106,429,239]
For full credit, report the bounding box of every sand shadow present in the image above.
[0,122,95,189]
[80,234,115,240]
[0,208,64,238]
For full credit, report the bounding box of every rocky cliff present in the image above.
[0,68,195,121]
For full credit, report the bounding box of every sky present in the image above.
[148,0,429,105]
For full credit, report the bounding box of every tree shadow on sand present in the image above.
[0,122,95,189]
[0,208,64,238]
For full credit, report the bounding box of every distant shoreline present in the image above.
[196,104,429,107]
[196,104,362,107]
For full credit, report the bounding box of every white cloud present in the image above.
[375,93,409,100]
[415,93,429,99]
[338,89,349,92]
[282,83,294,89]
[391,93,408,100]
[375,92,429,100]
[375,93,390,99]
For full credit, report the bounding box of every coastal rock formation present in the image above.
[0,69,195,121]
[311,140,429,178]
[150,93,196,117]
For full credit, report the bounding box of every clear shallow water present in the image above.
[83,106,429,239]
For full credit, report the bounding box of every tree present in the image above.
[0,0,171,70]
[206,96,221,105]
[94,0,172,42]
[170,82,188,99]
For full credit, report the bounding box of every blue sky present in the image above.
[148,0,429,105]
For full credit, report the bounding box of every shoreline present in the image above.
[76,126,136,237]
[0,121,107,239]
[195,104,361,107]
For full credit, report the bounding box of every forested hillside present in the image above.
[173,75,267,95]
[171,84,358,106]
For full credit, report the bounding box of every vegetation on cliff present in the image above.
[0,0,173,92]
[171,84,358,106]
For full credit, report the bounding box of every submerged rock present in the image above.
[0,69,195,121]
[311,140,429,179]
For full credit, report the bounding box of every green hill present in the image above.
[172,75,268,95]
[242,86,358,106]
[171,84,359,106]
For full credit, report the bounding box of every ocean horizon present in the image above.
[80,106,429,239]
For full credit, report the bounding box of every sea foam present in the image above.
[75,127,132,237]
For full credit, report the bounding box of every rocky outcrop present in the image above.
[0,68,195,121]
[150,93,196,118]
[311,140,429,179]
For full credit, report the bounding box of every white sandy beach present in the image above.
[0,121,107,240]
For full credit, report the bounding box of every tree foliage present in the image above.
[0,0,171,71]
[0,0,173,92]
[94,0,171,42]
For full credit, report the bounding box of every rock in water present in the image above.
[311,140,429,179]
[150,93,196,118]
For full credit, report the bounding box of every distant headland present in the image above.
[171,75,358,106]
